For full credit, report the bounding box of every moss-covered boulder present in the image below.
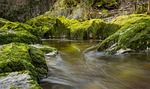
[69,19,105,39]
[0,43,48,80]
[0,71,42,89]
[26,14,120,40]
[0,18,38,44]
[26,15,57,39]
[58,16,120,40]
[98,14,150,54]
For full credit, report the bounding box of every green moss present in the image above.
[26,14,120,40]
[58,17,106,39]
[113,14,150,26]
[0,43,48,80]
[10,86,21,89]
[69,19,119,40]
[52,17,69,38]
[0,18,38,44]
[98,14,150,54]
[26,15,56,39]
[58,16,120,40]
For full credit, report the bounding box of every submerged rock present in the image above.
[0,71,42,89]
[30,44,58,56]
[98,14,150,54]
[0,18,38,44]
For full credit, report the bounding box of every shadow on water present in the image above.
[41,39,150,89]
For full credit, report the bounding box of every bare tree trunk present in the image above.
[147,0,150,14]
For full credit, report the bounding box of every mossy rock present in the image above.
[69,19,104,39]
[26,15,119,40]
[98,14,150,54]
[58,16,119,40]
[30,44,57,54]
[26,15,56,39]
[59,16,120,39]
[0,43,48,80]
[0,71,42,89]
[0,18,38,44]
[26,15,71,39]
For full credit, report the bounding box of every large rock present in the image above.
[56,16,119,40]
[26,14,119,40]
[98,14,150,54]
[0,43,48,80]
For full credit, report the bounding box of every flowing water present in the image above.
[41,39,150,89]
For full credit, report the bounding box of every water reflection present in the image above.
[41,39,150,89]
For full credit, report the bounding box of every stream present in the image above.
[41,39,150,89]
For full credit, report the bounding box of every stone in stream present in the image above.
[30,44,58,58]
[0,43,50,88]
[30,44,58,54]
[0,71,41,89]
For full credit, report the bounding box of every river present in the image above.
[41,39,150,89]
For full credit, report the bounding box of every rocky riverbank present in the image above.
[0,13,150,89]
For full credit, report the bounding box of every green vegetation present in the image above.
[0,18,39,44]
[0,0,150,88]
[26,15,56,39]
[26,15,120,40]
[0,43,48,80]
[58,16,120,39]
[98,14,150,54]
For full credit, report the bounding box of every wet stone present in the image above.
[0,71,39,89]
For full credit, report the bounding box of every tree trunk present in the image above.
[134,0,137,12]
[147,0,150,14]
[134,0,139,12]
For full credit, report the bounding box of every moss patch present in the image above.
[0,18,38,44]
[58,16,120,40]
[98,14,150,54]
[26,15,56,39]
